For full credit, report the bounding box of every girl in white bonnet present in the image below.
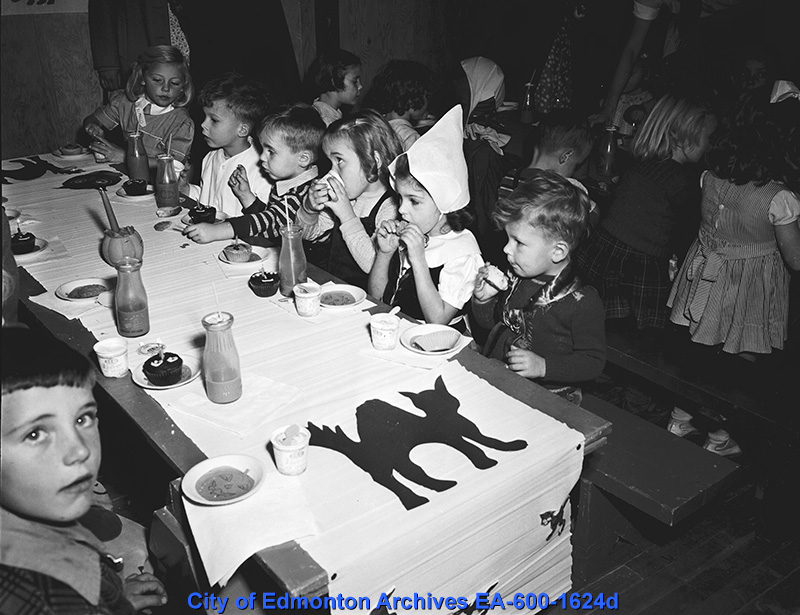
[369,106,483,330]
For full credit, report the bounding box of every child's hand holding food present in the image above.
[376,219,405,253]
[474,263,509,302]
[228,164,255,207]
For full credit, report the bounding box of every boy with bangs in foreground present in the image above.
[0,329,167,614]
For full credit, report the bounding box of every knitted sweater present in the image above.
[601,159,701,259]
[472,277,606,384]
[228,168,318,242]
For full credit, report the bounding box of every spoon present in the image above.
[388,306,401,317]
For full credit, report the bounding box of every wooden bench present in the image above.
[602,325,800,540]
[572,393,741,586]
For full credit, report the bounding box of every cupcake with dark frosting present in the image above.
[142,348,183,386]
[248,270,280,297]
[11,231,36,255]
[189,204,217,224]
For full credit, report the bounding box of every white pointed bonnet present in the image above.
[388,105,470,214]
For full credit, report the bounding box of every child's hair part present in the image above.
[1,328,95,397]
[392,153,474,231]
[198,73,271,134]
[125,45,193,107]
[259,103,326,156]
[537,110,593,163]
[366,60,433,116]
[307,49,361,96]
[707,85,800,192]
[324,110,404,185]
[631,94,713,161]
[493,169,589,250]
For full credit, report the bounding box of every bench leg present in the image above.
[572,478,651,587]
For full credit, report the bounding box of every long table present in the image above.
[5,154,611,605]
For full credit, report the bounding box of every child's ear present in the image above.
[237,123,251,138]
[372,151,383,176]
[551,240,571,264]
[559,149,574,165]
[297,149,313,169]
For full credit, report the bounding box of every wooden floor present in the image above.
[569,477,800,615]
[97,375,800,615]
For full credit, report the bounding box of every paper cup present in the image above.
[293,282,321,317]
[93,337,129,378]
[370,313,400,350]
[270,425,311,476]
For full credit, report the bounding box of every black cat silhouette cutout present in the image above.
[540,496,569,541]
[1,156,83,184]
[308,376,527,509]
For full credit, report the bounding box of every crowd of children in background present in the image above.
[3,8,799,605]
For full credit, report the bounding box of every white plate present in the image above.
[4,208,20,222]
[217,245,277,268]
[55,277,114,303]
[319,284,366,310]
[13,238,48,263]
[115,187,155,201]
[52,148,92,161]
[400,324,462,355]
[182,454,265,506]
[181,211,229,225]
[132,356,201,390]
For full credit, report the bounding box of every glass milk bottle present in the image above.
[114,257,150,337]
[202,312,242,404]
[126,132,149,182]
[155,154,179,210]
[519,83,535,124]
[279,223,307,296]
[596,125,619,177]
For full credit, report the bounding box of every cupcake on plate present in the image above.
[60,143,83,156]
[11,230,36,255]
[189,204,217,224]
[123,179,148,196]
[222,242,252,263]
[142,349,183,386]
[248,270,280,297]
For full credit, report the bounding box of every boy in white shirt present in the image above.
[183,74,272,218]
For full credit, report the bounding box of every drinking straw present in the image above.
[285,202,290,228]
[212,283,222,319]
[166,134,172,157]
[527,68,538,85]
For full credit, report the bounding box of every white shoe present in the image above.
[667,418,700,437]
[703,430,742,457]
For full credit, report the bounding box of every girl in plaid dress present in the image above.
[575,94,716,328]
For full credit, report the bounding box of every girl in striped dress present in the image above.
[665,83,800,456]
[668,84,800,355]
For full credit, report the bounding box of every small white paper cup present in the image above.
[293,282,321,317]
[93,337,129,378]
[270,425,311,476]
[370,313,400,350]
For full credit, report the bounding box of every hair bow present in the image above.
[770,80,800,103]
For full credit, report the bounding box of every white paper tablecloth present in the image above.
[6,156,584,608]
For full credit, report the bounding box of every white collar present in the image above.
[136,95,175,116]
[275,166,318,196]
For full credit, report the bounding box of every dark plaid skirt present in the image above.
[575,227,672,329]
